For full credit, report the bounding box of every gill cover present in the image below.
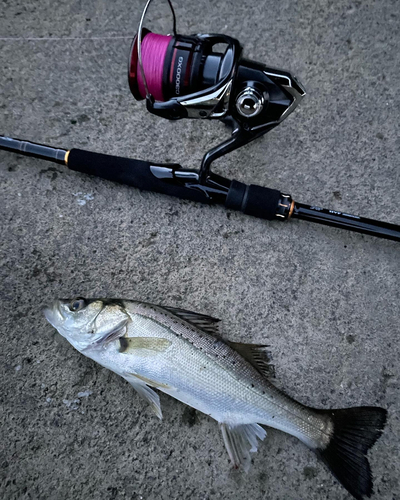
[44,299,129,351]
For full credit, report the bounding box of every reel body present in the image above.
[128,10,305,179]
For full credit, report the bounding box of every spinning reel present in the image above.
[128,0,305,180]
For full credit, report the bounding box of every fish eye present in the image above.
[69,298,86,312]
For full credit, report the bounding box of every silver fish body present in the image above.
[44,297,386,499]
[90,301,328,446]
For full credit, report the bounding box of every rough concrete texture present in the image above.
[0,0,399,499]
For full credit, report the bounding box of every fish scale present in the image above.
[91,301,329,446]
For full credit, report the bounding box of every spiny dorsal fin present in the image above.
[163,306,221,335]
[227,342,275,379]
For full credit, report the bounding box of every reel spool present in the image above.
[128,0,306,180]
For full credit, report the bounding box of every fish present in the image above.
[43,297,387,500]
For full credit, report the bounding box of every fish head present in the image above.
[43,298,129,351]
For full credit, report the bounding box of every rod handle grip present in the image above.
[68,149,208,203]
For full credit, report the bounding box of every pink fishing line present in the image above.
[137,33,171,101]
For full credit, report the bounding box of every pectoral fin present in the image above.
[119,337,171,354]
[220,423,267,472]
[124,373,163,420]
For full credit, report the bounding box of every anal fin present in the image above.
[220,422,267,472]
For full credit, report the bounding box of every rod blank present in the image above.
[0,136,67,165]
[292,203,400,242]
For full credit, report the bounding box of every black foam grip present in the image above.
[225,179,248,210]
[226,180,281,220]
[68,149,207,203]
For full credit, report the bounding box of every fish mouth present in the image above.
[43,300,65,329]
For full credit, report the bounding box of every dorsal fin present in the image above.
[227,342,275,379]
[163,306,274,377]
[163,306,221,335]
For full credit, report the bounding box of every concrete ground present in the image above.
[0,0,399,499]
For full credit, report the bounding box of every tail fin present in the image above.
[316,407,387,500]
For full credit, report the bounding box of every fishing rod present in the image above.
[1,135,399,241]
[1,0,399,242]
